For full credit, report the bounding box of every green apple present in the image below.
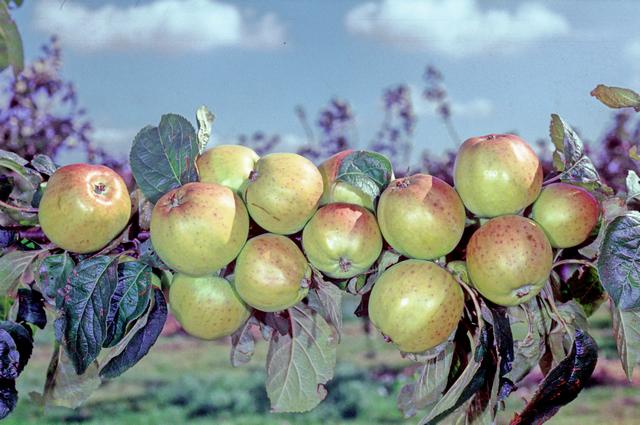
[244,153,323,234]
[377,174,466,259]
[169,273,250,340]
[234,234,310,312]
[197,145,259,195]
[531,183,600,248]
[466,215,552,306]
[150,182,249,276]
[38,163,131,253]
[454,134,543,217]
[318,150,375,210]
[302,203,382,279]
[368,259,464,353]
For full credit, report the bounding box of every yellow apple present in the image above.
[38,163,131,253]
[377,174,466,259]
[368,259,464,353]
[197,145,259,195]
[244,153,323,234]
[169,273,250,340]
[150,182,249,276]
[234,234,310,312]
[302,203,382,279]
[454,134,543,217]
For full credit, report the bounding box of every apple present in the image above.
[150,182,249,276]
[531,183,600,248]
[244,153,323,234]
[368,259,464,353]
[234,233,310,312]
[197,145,259,195]
[302,203,382,279]
[454,134,543,217]
[38,163,131,253]
[376,174,466,260]
[466,215,552,306]
[317,150,375,210]
[169,273,250,340]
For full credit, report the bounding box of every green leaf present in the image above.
[30,155,57,176]
[626,170,640,202]
[195,105,215,154]
[103,261,153,348]
[610,302,640,380]
[590,84,640,112]
[100,287,167,379]
[0,2,23,74]
[129,114,199,203]
[548,114,608,193]
[0,250,44,295]
[335,150,393,200]
[42,343,100,409]
[397,342,454,418]
[265,304,337,413]
[36,253,74,308]
[307,269,343,337]
[597,211,640,310]
[61,256,118,374]
[579,196,627,259]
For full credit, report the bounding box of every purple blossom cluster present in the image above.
[0,37,125,177]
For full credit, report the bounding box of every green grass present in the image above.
[6,304,639,425]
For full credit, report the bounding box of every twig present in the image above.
[552,259,594,269]
[0,199,38,214]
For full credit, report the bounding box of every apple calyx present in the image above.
[93,182,107,195]
[249,170,259,182]
[395,178,411,189]
[338,257,352,273]
[168,191,184,208]
[515,284,534,298]
[300,277,311,289]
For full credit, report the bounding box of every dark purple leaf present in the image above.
[0,379,17,420]
[103,261,152,347]
[510,329,598,425]
[17,288,46,329]
[230,315,259,367]
[0,330,18,380]
[100,287,167,379]
[0,321,31,375]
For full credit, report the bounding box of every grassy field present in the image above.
[7,302,639,425]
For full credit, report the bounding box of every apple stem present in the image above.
[552,259,594,269]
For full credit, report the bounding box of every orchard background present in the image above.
[1,1,640,424]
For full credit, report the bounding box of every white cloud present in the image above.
[92,127,138,154]
[33,0,287,52]
[345,0,569,57]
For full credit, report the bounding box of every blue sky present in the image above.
[11,0,640,162]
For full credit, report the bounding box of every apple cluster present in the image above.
[36,134,600,355]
